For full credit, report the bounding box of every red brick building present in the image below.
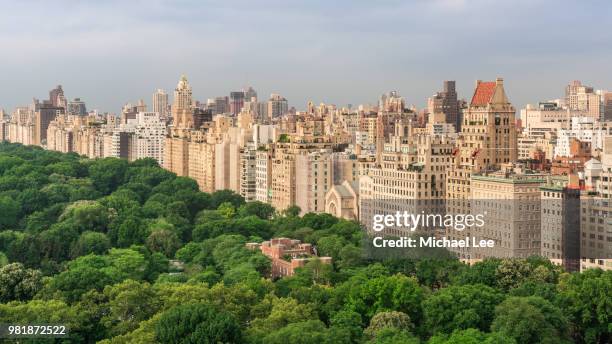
[247,238,332,278]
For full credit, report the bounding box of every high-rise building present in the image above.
[445,78,518,260]
[153,89,169,118]
[173,75,193,114]
[295,149,333,214]
[446,78,517,205]
[67,98,87,116]
[579,136,612,271]
[239,143,257,201]
[35,101,64,145]
[49,85,66,109]
[229,91,245,115]
[212,96,230,115]
[268,94,288,120]
[165,75,195,176]
[602,91,612,121]
[519,102,572,135]
[359,122,454,236]
[0,112,8,142]
[255,147,273,203]
[468,166,546,259]
[428,81,461,131]
[565,80,600,119]
[540,177,581,272]
[132,112,166,165]
[244,86,257,101]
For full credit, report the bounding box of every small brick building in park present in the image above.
[246,238,332,278]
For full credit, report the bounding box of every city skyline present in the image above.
[1,0,611,112]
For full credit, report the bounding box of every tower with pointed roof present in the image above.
[446,78,518,257]
[172,74,193,129]
[456,77,517,171]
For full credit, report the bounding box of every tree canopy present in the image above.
[0,142,608,344]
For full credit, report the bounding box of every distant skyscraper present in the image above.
[428,81,460,131]
[267,93,288,120]
[173,75,193,114]
[153,89,169,117]
[229,91,245,115]
[67,98,87,116]
[136,99,147,113]
[244,86,257,101]
[49,85,66,108]
[35,101,64,145]
[213,96,230,115]
[172,75,194,128]
[565,80,600,119]
[602,91,612,121]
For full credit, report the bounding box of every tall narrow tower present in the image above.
[153,89,169,117]
[172,75,193,129]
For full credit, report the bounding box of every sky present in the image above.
[0,0,611,113]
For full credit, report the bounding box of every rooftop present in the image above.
[470,81,496,106]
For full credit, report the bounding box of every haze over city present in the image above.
[1,0,611,112]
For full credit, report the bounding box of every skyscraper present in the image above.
[565,80,600,119]
[172,75,194,128]
[428,80,460,131]
[67,98,87,116]
[446,78,517,224]
[229,91,245,115]
[165,75,194,177]
[267,93,288,120]
[244,86,257,101]
[35,101,64,145]
[153,89,169,118]
[49,85,66,109]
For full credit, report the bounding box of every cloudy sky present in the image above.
[0,0,610,113]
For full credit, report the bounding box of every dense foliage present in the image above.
[0,142,610,344]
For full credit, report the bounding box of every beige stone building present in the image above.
[579,136,612,271]
[295,149,333,214]
[446,78,517,216]
[359,119,454,236]
[463,166,546,259]
[325,180,359,220]
[540,176,581,271]
[256,147,273,203]
[164,75,195,177]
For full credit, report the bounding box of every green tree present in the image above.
[239,201,276,219]
[264,320,329,344]
[88,158,129,195]
[115,216,148,247]
[51,255,116,302]
[155,303,242,344]
[365,311,413,339]
[103,279,159,336]
[59,200,111,233]
[248,297,316,339]
[330,309,363,343]
[145,229,181,257]
[366,327,419,344]
[428,328,517,344]
[345,273,425,321]
[495,258,532,290]
[0,263,43,302]
[556,269,611,344]
[0,195,20,229]
[70,231,111,258]
[317,235,347,260]
[491,296,570,344]
[423,284,503,335]
[210,189,245,209]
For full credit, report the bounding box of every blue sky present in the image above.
[0,0,610,113]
